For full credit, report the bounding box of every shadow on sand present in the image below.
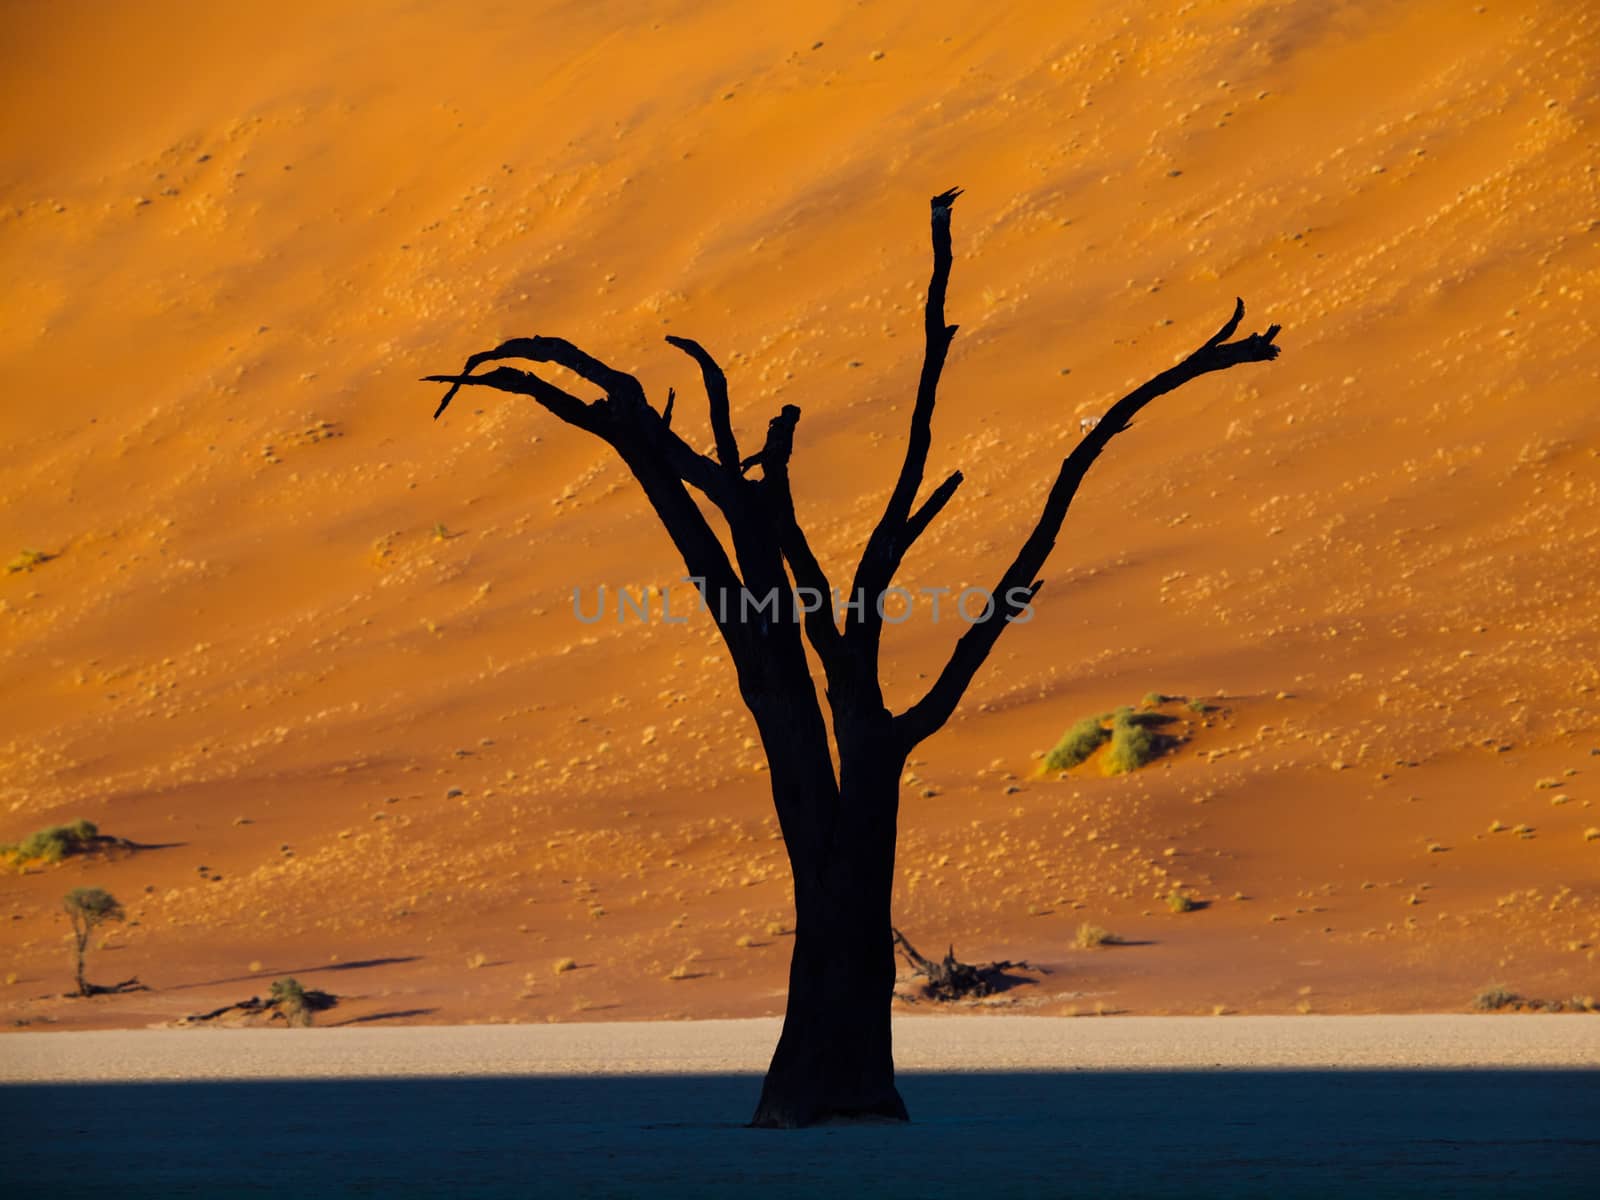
[329,1007,441,1026]
[166,956,423,991]
[5,1069,1595,1197]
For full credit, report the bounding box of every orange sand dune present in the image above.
[1,0,1596,1031]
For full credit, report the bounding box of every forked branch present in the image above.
[894,298,1281,751]
[665,335,742,474]
[426,338,748,623]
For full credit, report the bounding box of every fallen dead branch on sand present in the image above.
[891,927,1046,1002]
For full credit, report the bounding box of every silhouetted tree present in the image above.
[64,886,123,997]
[426,189,1281,1127]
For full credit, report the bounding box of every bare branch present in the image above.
[902,469,964,551]
[847,188,964,645]
[430,335,646,420]
[665,335,741,473]
[756,405,844,665]
[424,366,596,429]
[1206,296,1247,347]
[662,386,676,427]
[894,300,1281,750]
[427,344,745,625]
[430,343,736,511]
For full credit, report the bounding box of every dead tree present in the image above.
[425,188,1280,1127]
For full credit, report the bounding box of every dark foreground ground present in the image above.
[4,1068,1596,1198]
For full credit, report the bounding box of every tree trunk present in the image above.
[73,931,88,998]
[751,751,906,1128]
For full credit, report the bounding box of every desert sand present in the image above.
[2,0,1598,1032]
[5,1015,1599,1081]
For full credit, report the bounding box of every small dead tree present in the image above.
[64,887,123,997]
[426,188,1280,1126]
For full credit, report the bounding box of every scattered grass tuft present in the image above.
[1473,984,1519,1012]
[1075,923,1120,948]
[1165,890,1197,913]
[552,957,576,975]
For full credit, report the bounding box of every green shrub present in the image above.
[1044,715,1111,771]
[4,819,99,865]
[1104,715,1159,775]
[1141,692,1170,708]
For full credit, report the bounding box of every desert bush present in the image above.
[1104,714,1159,775]
[268,978,333,1026]
[6,548,54,574]
[4,819,99,866]
[1141,692,1170,708]
[1074,923,1120,948]
[1165,890,1197,913]
[1186,698,1214,714]
[271,977,312,1026]
[1472,984,1519,1011]
[1044,715,1111,771]
[552,957,577,975]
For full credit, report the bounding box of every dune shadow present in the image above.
[3,1068,1593,1198]
[168,956,423,991]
